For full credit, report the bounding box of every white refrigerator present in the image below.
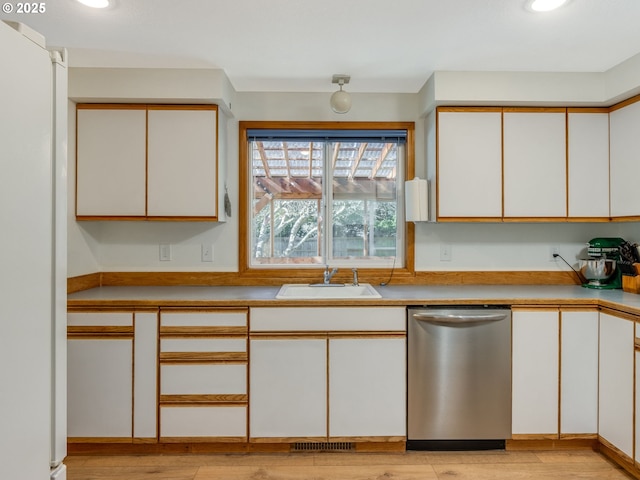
[0,20,67,480]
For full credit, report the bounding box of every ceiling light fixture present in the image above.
[330,75,352,114]
[76,0,110,8]
[528,0,568,12]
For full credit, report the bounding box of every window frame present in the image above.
[239,121,416,284]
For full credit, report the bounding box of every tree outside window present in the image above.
[247,130,407,268]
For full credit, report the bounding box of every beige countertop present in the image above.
[67,284,640,315]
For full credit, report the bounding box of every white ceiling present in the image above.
[3,0,640,93]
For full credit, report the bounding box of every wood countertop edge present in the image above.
[65,296,640,313]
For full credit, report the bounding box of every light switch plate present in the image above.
[159,243,172,261]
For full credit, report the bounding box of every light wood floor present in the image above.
[66,449,635,480]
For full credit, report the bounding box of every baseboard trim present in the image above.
[67,441,406,455]
[506,438,598,451]
[598,437,639,479]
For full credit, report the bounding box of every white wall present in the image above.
[67,87,422,274]
[418,51,640,113]
[67,69,639,277]
[414,222,638,272]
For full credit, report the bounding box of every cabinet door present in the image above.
[249,338,327,440]
[76,107,147,217]
[636,346,640,465]
[503,110,566,218]
[560,309,598,435]
[610,101,640,218]
[512,309,559,436]
[67,338,133,438]
[147,107,217,218]
[133,312,158,440]
[437,109,502,219]
[567,112,610,219]
[599,312,634,458]
[329,338,405,438]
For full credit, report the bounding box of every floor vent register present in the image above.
[291,442,355,452]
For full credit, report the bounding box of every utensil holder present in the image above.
[622,274,640,294]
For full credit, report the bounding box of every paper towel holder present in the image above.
[404,177,429,222]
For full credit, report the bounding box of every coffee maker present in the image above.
[580,237,625,289]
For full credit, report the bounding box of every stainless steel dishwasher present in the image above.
[407,306,511,450]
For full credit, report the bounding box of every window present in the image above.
[239,122,415,276]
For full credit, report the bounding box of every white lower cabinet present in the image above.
[67,311,135,440]
[160,406,247,439]
[329,338,405,438]
[67,310,158,441]
[68,337,133,439]
[158,308,248,441]
[133,312,159,440]
[560,309,599,436]
[636,345,640,465]
[249,307,406,442]
[599,312,634,458]
[512,309,559,436]
[512,308,601,439]
[249,338,327,440]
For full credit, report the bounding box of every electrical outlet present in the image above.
[201,244,214,262]
[440,244,452,262]
[550,246,560,262]
[159,243,172,261]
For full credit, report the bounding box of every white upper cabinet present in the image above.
[567,111,610,219]
[147,107,217,218]
[610,100,640,219]
[76,107,147,217]
[437,108,503,220]
[76,104,219,221]
[503,109,567,219]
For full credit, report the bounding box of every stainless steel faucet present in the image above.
[352,268,359,286]
[323,265,338,284]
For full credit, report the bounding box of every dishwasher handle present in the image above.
[411,311,508,326]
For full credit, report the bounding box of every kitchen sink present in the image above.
[276,283,382,299]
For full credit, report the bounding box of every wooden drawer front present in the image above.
[161,311,247,327]
[160,406,246,438]
[161,364,246,395]
[160,338,246,353]
[68,312,133,327]
[250,307,406,332]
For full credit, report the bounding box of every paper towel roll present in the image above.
[405,177,429,222]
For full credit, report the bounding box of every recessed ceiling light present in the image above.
[76,0,110,8]
[528,0,568,12]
